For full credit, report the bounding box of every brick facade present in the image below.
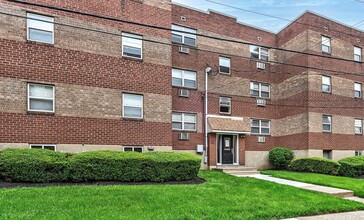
[0,0,363,169]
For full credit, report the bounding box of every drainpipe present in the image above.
[204,67,212,167]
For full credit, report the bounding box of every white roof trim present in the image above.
[207,114,245,121]
[210,130,250,134]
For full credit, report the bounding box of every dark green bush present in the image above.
[289,157,341,175]
[0,148,70,182]
[338,156,364,177]
[268,147,294,169]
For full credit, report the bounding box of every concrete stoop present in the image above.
[213,166,260,175]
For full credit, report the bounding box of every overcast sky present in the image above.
[172,0,364,33]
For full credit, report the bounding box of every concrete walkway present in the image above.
[284,211,364,220]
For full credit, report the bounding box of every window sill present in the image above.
[173,42,197,48]
[172,86,198,91]
[219,72,231,75]
[250,96,271,100]
[172,130,197,133]
[323,131,332,134]
[122,117,144,122]
[27,111,55,116]
[322,51,332,55]
[122,55,143,62]
[250,134,271,136]
[27,40,54,47]
[322,91,332,94]
[219,112,231,116]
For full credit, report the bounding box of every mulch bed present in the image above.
[0,178,205,189]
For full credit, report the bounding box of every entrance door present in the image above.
[222,135,234,164]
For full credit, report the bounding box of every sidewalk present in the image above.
[284,211,364,220]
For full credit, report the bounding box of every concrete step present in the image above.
[227,171,261,175]
[214,166,258,172]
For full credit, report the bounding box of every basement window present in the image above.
[124,146,143,153]
[27,13,54,44]
[323,150,332,159]
[122,33,143,59]
[356,151,363,156]
[30,144,56,151]
[28,83,55,113]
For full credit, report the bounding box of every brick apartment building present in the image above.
[0,0,363,169]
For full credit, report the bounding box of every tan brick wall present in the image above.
[144,0,171,11]
[332,150,355,160]
[0,143,28,150]
[308,112,355,134]
[271,113,308,137]
[0,4,25,42]
[271,74,308,100]
[0,77,26,114]
[277,30,308,62]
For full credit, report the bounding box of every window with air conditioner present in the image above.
[172,25,196,46]
[28,83,55,113]
[219,57,231,74]
[322,36,331,53]
[219,97,231,114]
[27,13,54,44]
[123,146,143,153]
[30,144,56,151]
[251,119,270,135]
[355,82,362,98]
[354,46,362,62]
[355,119,362,135]
[250,45,269,61]
[172,112,196,131]
[122,33,143,59]
[172,68,197,89]
[323,115,332,132]
[250,82,270,98]
[122,93,143,119]
[322,76,331,93]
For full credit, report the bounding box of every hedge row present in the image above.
[0,149,201,183]
[338,156,364,177]
[289,157,341,175]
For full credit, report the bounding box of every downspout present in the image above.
[204,67,212,167]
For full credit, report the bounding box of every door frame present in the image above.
[216,133,239,165]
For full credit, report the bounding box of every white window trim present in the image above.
[250,81,271,99]
[322,36,331,53]
[172,24,197,46]
[30,144,56,151]
[251,119,271,135]
[172,112,197,131]
[355,119,363,135]
[355,82,362,98]
[354,46,362,62]
[323,115,332,132]
[172,68,197,89]
[27,13,54,44]
[250,45,269,61]
[219,57,231,74]
[27,83,55,113]
[123,146,144,152]
[219,97,231,114]
[122,93,144,119]
[122,33,143,59]
[322,75,331,93]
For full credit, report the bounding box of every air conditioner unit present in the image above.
[178,133,190,140]
[178,89,189,97]
[196,144,204,153]
[179,46,190,54]
[257,136,266,143]
[257,99,266,107]
[256,62,266,70]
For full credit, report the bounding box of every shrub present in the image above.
[338,156,364,177]
[289,157,341,175]
[0,148,70,182]
[268,147,294,169]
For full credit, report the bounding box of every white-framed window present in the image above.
[219,97,231,114]
[27,13,54,44]
[123,146,143,153]
[251,119,270,135]
[172,112,196,131]
[122,33,143,59]
[322,76,331,93]
[355,119,363,135]
[122,93,143,119]
[322,36,331,53]
[355,82,362,98]
[323,115,332,132]
[250,82,270,98]
[30,144,56,151]
[356,150,363,156]
[354,46,362,62]
[27,83,55,113]
[219,57,231,74]
[172,68,197,88]
[172,24,197,46]
[250,45,269,61]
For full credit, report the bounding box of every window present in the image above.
[30,144,56,151]
[123,146,143,153]
[172,25,197,46]
[251,119,270,135]
[323,115,332,132]
[28,83,55,113]
[219,57,231,74]
[172,68,197,88]
[323,150,332,159]
[322,36,331,53]
[322,76,331,93]
[355,83,362,98]
[122,33,142,59]
[355,119,362,135]
[122,93,143,119]
[354,46,362,62]
[250,45,269,61]
[250,82,270,98]
[27,13,54,44]
[172,112,196,131]
[219,97,231,114]
[356,150,363,156]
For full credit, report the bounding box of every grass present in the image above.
[0,171,363,220]
[262,170,364,198]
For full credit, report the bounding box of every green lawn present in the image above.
[262,170,364,198]
[0,171,363,220]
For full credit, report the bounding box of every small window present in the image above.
[122,93,143,119]
[322,36,331,53]
[28,83,55,113]
[323,115,332,132]
[30,144,56,151]
[123,146,143,153]
[355,83,362,98]
[172,112,196,131]
[27,13,54,44]
[356,150,363,156]
[172,25,196,46]
[219,57,231,74]
[355,119,362,135]
[219,97,231,114]
[323,150,332,159]
[172,68,197,88]
[251,119,270,135]
[122,33,142,59]
[250,82,270,98]
[354,46,362,62]
[250,45,269,61]
[322,76,331,93]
